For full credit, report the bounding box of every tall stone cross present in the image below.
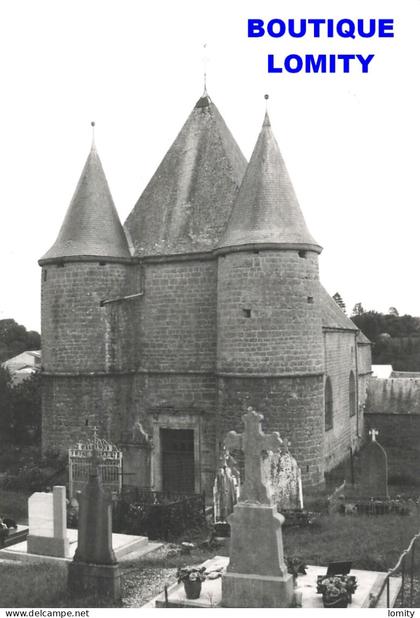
[369,428,379,442]
[224,407,282,505]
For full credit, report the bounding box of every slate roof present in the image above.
[40,145,130,263]
[217,112,321,253]
[356,329,372,345]
[320,285,358,331]
[125,93,247,256]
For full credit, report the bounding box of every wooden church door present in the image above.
[160,428,195,494]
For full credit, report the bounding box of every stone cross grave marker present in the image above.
[27,486,69,557]
[360,428,389,499]
[225,407,282,504]
[222,407,294,608]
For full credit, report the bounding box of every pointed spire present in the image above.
[125,92,247,256]
[217,106,321,253]
[40,130,130,263]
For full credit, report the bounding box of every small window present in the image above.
[307,296,314,304]
[298,250,307,258]
[349,371,356,417]
[325,377,333,431]
[43,269,47,282]
[242,309,251,318]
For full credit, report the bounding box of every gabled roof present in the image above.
[320,285,358,331]
[40,145,130,263]
[125,93,247,256]
[217,112,321,253]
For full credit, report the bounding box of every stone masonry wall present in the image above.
[366,377,420,415]
[41,262,138,373]
[217,249,325,487]
[42,373,134,452]
[218,375,325,487]
[323,330,359,471]
[139,260,217,372]
[217,250,324,374]
[357,342,372,442]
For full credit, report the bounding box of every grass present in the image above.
[0,561,68,607]
[283,513,420,572]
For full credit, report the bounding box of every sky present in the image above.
[0,0,419,332]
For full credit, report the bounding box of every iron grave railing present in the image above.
[370,531,420,608]
[68,428,122,498]
[114,488,206,540]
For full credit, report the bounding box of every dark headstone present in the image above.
[68,461,120,600]
[359,430,389,499]
[74,471,116,565]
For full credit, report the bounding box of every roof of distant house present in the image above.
[372,364,393,378]
[2,350,41,384]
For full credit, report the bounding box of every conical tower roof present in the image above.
[217,112,321,253]
[125,93,247,256]
[40,144,131,263]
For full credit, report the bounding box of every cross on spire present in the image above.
[91,121,96,149]
[224,407,282,505]
[369,428,379,442]
[202,43,209,96]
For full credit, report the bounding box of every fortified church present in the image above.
[39,91,372,495]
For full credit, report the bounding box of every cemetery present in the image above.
[0,408,419,608]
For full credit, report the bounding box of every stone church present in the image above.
[39,91,372,494]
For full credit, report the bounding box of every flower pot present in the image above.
[184,579,202,599]
[322,593,349,608]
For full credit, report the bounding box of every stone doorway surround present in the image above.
[150,411,202,494]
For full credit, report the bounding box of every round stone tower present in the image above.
[216,112,325,487]
[38,139,135,451]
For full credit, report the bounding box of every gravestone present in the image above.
[27,486,70,557]
[360,429,389,499]
[213,448,239,523]
[221,407,294,608]
[68,454,120,600]
[120,422,152,489]
[265,441,304,510]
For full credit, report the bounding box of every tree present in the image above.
[332,292,346,314]
[388,307,399,316]
[9,373,42,444]
[0,366,13,443]
[0,368,41,445]
[351,302,365,317]
[0,319,40,363]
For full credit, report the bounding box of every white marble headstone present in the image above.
[28,492,54,537]
[27,486,69,557]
